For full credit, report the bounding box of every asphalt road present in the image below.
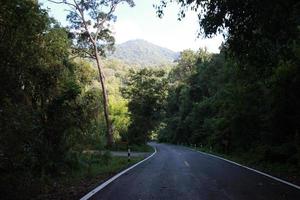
[90,143,300,200]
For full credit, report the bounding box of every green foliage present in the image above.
[160,21,300,155]
[65,0,134,58]
[56,0,136,147]
[122,69,168,144]
[110,142,154,152]
[157,0,299,72]
[1,0,300,198]
[155,0,300,180]
[35,155,143,200]
[109,95,130,140]
[0,1,121,199]
[159,41,300,173]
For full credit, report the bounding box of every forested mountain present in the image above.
[110,39,178,67]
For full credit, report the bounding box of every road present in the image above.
[90,143,300,200]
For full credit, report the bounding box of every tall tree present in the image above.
[48,0,135,146]
[0,0,102,197]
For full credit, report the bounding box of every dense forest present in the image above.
[125,0,300,182]
[0,0,132,198]
[155,0,300,181]
[1,0,300,199]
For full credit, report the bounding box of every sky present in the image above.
[40,0,223,53]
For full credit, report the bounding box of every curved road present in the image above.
[90,143,300,200]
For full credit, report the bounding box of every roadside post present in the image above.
[128,148,131,162]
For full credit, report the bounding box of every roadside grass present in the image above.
[36,155,143,200]
[182,144,300,185]
[110,143,154,152]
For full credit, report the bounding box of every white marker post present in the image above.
[128,148,131,162]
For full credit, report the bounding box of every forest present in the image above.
[1,0,300,199]
[156,0,300,183]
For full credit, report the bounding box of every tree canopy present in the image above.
[122,69,168,144]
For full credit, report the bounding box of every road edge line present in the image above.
[80,147,157,200]
[188,147,300,190]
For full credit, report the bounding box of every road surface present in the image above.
[90,143,300,200]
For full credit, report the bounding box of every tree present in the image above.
[156,0,299,73]
[0,1,122,198]
[122,69,168,144]
[169,48,211,83]
[48,0,135,146]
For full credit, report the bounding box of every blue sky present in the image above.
[40,0,223,53]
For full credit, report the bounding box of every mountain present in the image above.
[110,39,178,67]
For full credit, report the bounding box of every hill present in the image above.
[110,39,178,67]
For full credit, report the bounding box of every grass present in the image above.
[36,155,144,200]
[183,144,300,185]
[130,144,154,152]
[109,143,154,152]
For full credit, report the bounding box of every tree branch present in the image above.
[48,0,76,8]
[71,46,96,59]
[72,0,96,46]
[95,1,117,41]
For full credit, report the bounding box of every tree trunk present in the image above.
[93,47,114,147]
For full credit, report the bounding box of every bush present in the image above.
[101,150,112,165]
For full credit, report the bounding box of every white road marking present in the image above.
[188,147,300,190]
[184,161,190,167]
[80,147,157,200]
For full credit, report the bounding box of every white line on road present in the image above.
[189,147,300,190]
[184,161,190,167]
[80,147,157,200]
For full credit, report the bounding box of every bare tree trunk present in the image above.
[94,47,114,147]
